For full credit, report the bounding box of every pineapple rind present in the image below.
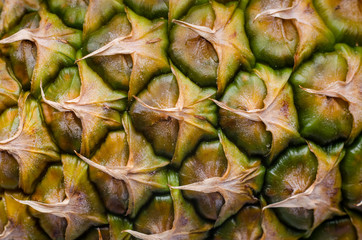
[0,0,360,239]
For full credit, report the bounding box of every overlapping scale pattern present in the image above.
[0,0,360,239]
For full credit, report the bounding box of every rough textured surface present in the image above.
[0,0,360,239]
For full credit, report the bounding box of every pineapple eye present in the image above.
[169,4,218,87]
[84,13,132,91]
[246,0,298,68]
[246,0,335,68]
[290,45,361,145]
[264,145,318,231]
[179,141,228,220]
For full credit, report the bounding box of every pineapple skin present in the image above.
[0,0,361,239]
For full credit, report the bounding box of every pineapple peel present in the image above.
[80,7,169,99]
[83,0,124,37]
[76,113,169,218]
[0,192,49,240]
[124,172,212,240]
[173,131,264,227]
[254,0,334,68]
[0,58,21,113]
[0,0,40,35]
[263,142,345,236]
[340,135,362,212]
[214,206,263,240]
[29,165,67,240]
[0,92,59,194]
[0,0,360,239]
[41,53,126,157]
[174,0,254,94]
[0,7,82,96]
[260,197,302,240]
[300,44,362,143]
[108,214,133,240]
[132,64,217,167]
[214,64,300,162]
[168,0,195,24]
[11,155,108,240]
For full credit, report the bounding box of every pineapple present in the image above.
[0,0,361,239]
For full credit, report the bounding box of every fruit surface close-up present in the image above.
[0,0,361,239]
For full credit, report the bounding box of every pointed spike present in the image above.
[263,194,312,210]
[172,19,215,34]
[300,85,341,99]
[40,80,69,112]
[75,151,126,181]
[0,29,35,44]
[133,96,179,114]
[171,179,217,193]
[75,36,133,63]
[13,197,69,218]
[122,230,158,240]
[211,98,261,121]
[254,6,292,22]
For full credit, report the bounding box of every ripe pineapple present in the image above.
[0,0,361,239]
